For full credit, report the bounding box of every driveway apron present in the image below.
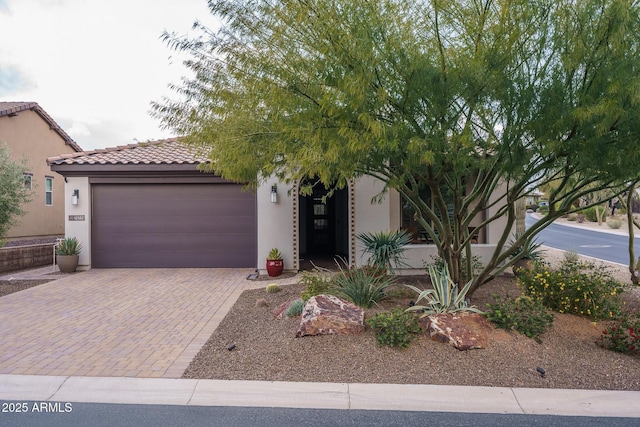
[0,269,296,378]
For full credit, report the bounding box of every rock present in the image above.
[295,294,365,337]
[255,298,268,308]
[424,312,493,350]
[273,298,297,318]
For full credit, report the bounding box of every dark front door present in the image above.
[299,183,349,263]
[306,186,335,255]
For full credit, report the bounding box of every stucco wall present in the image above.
[256,179,295,272]
[0,109,77,240]
[62,177,91,269]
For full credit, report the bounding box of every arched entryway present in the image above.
[298,182,349,270]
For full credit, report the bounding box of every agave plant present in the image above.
[405,264,483,317]
[356,229,412,274]
[55,237,82,256]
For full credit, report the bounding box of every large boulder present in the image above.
[424,312,493,350]
[295,294,365,337]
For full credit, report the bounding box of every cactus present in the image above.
[265,283,281,293]
[285,298,304,317]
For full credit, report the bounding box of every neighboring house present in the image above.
[47,138,509,272]
[0,102,83,242]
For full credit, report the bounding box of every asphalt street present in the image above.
[2,402,639,427]
[525,214,640,264]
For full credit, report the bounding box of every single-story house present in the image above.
[0,102,82,241]
[47,138,509,272]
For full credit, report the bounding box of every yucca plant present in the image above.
[405,264,483,317]
[356,229,412,274]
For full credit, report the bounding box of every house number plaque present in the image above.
[68,215,85,221]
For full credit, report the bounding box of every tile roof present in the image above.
[46,138,211,166]
[0,102,83,152]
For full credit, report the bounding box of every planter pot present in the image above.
[512,258,535,276]
[266,259,284,277]
[57,255,79,273]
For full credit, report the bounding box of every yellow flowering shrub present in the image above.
[518,259,624,321]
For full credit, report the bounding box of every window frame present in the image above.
[45,176,53,206]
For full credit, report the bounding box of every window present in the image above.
[401,186,454,244]
[23,173,32,190]
[45,177,53,206]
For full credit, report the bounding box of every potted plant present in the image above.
[508,233,544,275]
[56,237,82,273]
[266,247,284,277]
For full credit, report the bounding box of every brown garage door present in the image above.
[91,183,256,268]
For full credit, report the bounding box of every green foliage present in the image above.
[356,229,411,273]
[0,143,32,245]
[285,298,305,317]
[267,248,282,260]
[55,237,82,256]
[406,265,483,316]
[579,206,608,223]
[154,0,640,294]
[595,313,640,355]
[331,264,395,308]
[367,308,422,348]
[485,295,554,343]
[299,272,334,301]
[538,205,549,215]
[265,283,281,293]
[567,213,578,221]
[519,260,625,321]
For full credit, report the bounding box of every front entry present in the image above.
[299,183,349,269]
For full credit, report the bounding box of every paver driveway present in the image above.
[0,269,297,378]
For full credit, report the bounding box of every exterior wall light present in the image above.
[71,189,79,205]
[270,184,278,204]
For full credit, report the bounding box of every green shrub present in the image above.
[519,260,625,321]
[406,265,483,316]
[595,313,640,355]
[485,295,554,343]
[299,272,334,301]
[567,213,577,222]
[367,308,422,348]
[607,218,622,229]
[331,265,395,308]
[580,206,607,223]
[265,283,281,293]
[285,298,305,317]
[538,205,549,214]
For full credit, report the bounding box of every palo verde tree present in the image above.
[154,0,640,293]
[0,143,32,245]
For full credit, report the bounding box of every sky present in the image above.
[0,0,219,151]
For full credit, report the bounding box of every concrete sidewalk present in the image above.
[1,374,639,417]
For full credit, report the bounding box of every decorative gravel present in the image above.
[183,272,640,391]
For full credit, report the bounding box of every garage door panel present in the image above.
[94,215,256,235]
[92,183,257,268]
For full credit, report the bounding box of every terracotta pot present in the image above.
[266,259,284,277]
[57,255,79,273]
